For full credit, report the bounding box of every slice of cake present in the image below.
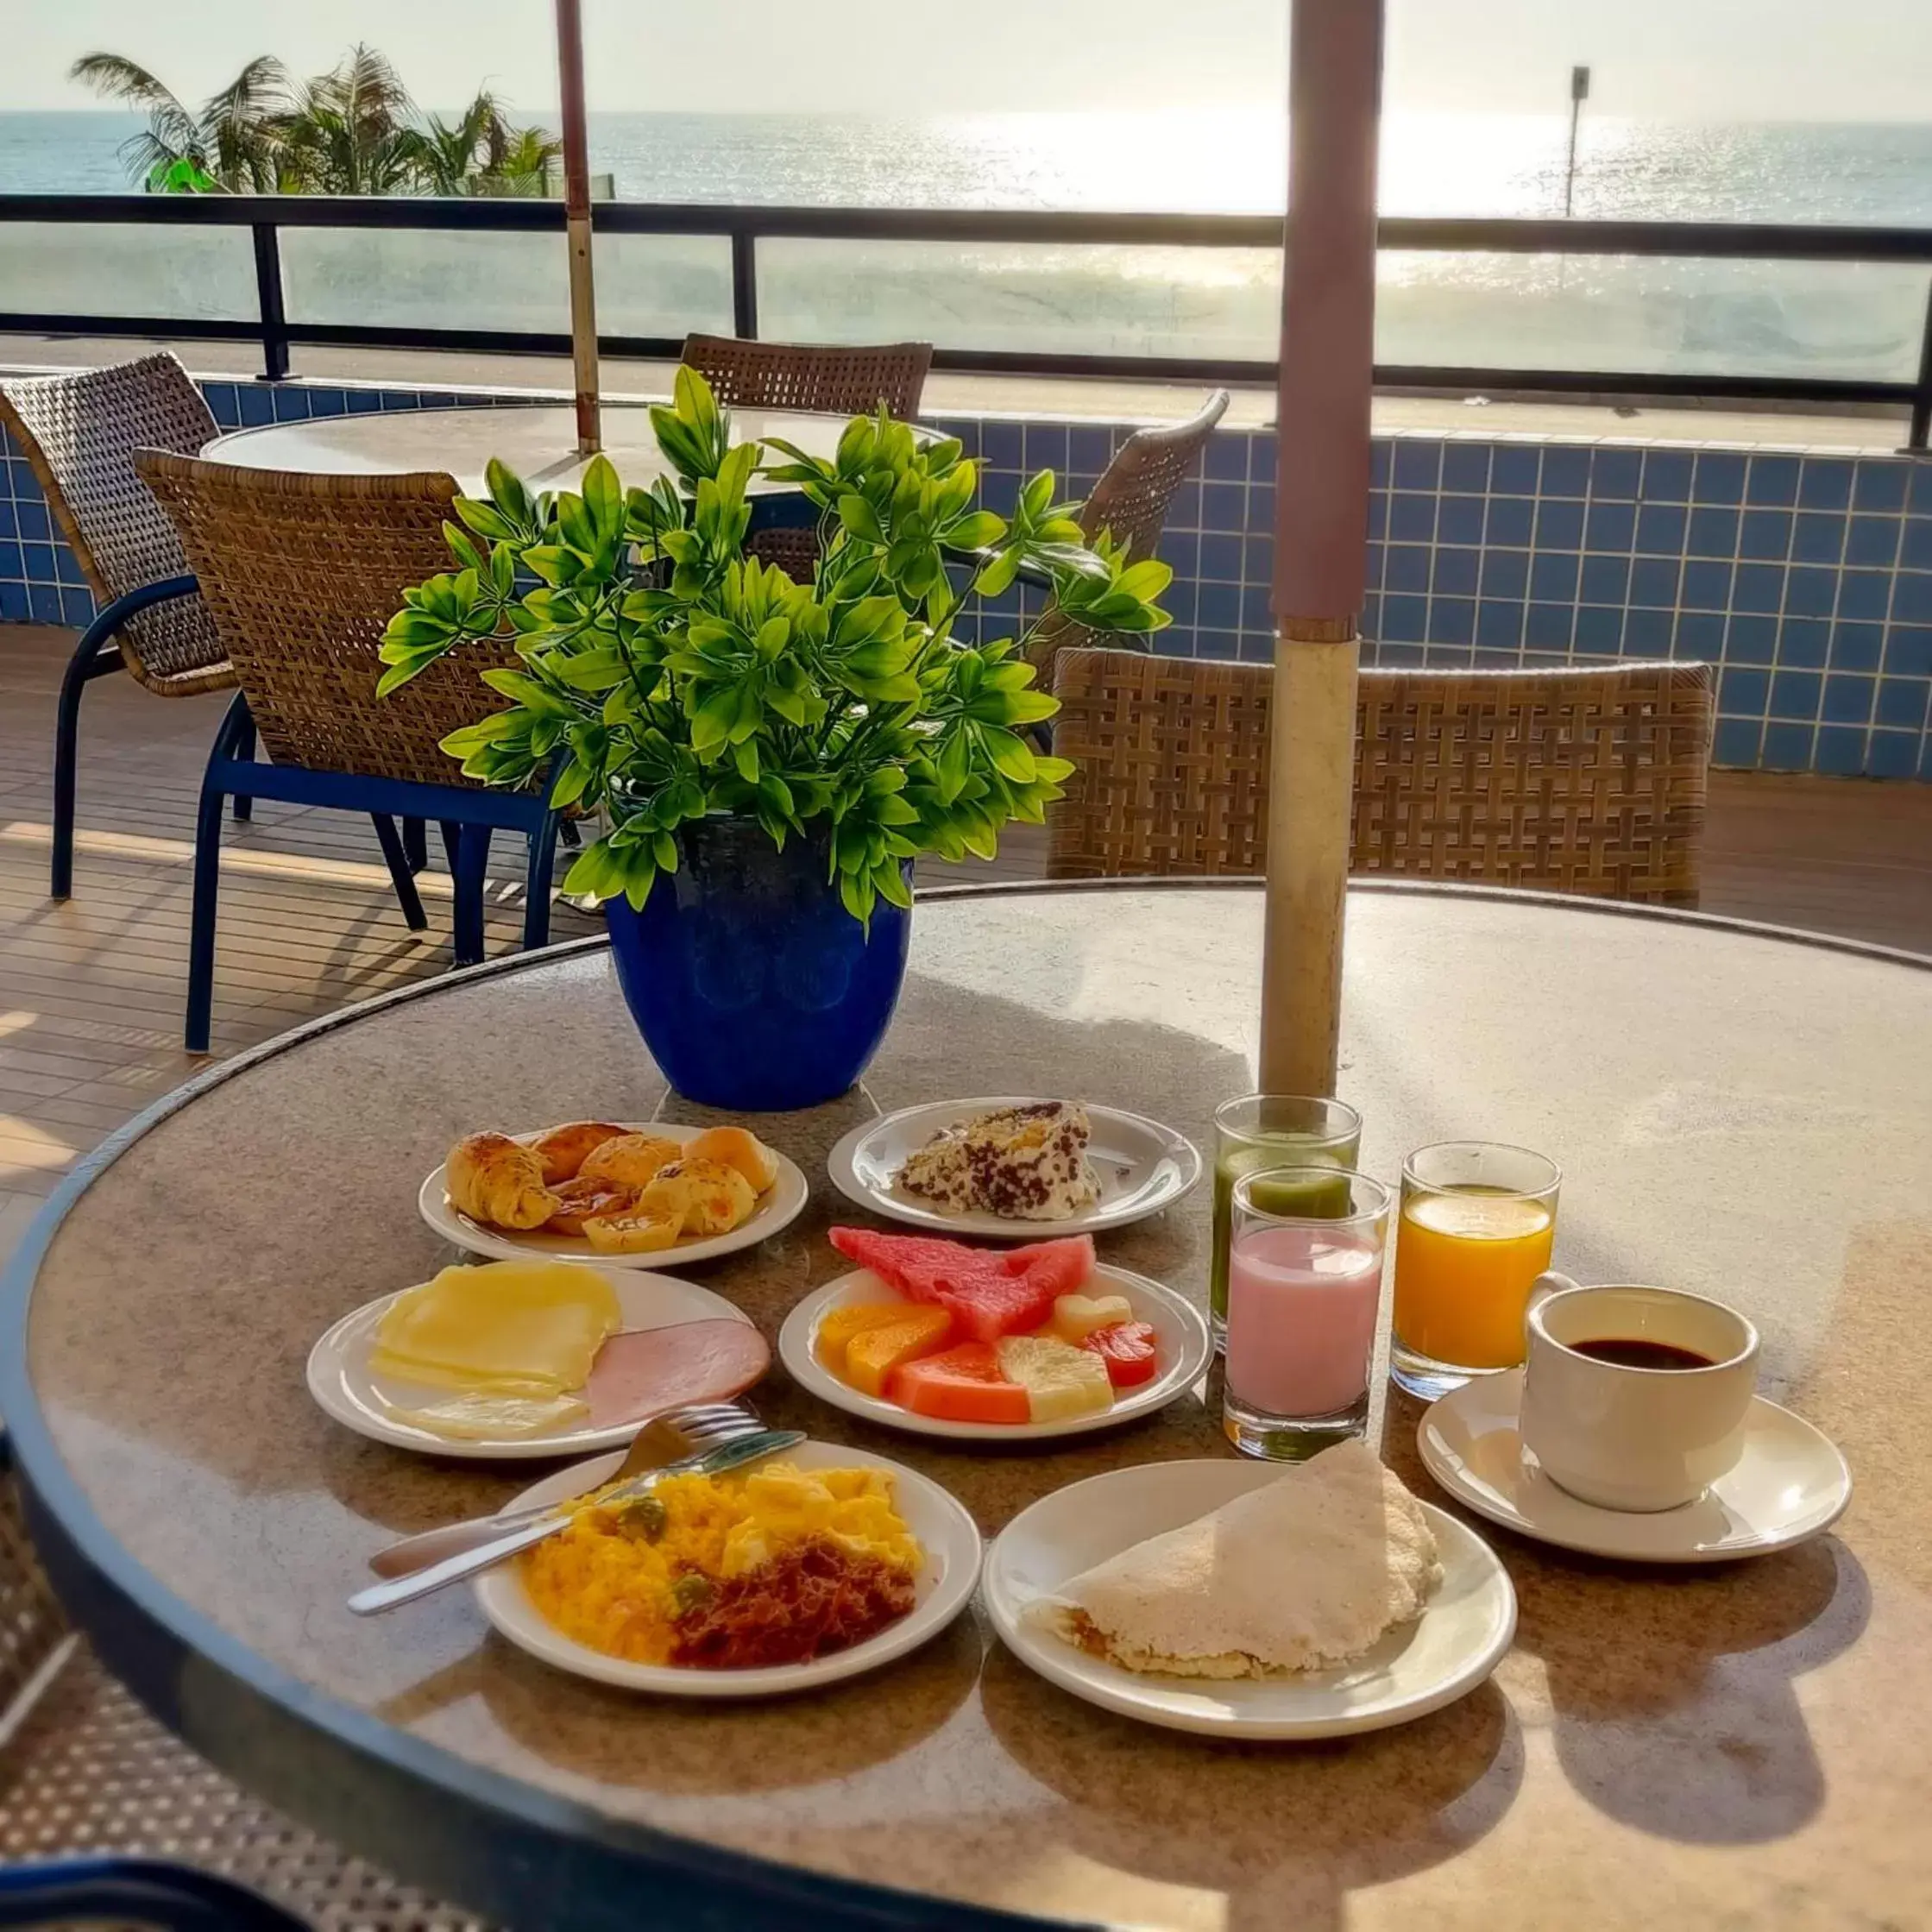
[897,1102,1101,1221]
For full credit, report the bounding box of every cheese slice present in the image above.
[370,1261,620,1398]
[382,1390,589,1440]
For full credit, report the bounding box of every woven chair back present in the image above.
[0,354,228,691]
[1048,647,1715,906]
[1025,391,1230,679]
[680,337,933,580]
[679,335,932,418]
[135,455,514,787]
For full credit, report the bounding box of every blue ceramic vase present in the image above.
[603,815,913,1112]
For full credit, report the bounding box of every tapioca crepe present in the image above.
[1024,1440,1443,1678]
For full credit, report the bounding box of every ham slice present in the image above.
[584,1318,771,1428]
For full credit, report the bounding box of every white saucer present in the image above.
[777,1263,1211,1444]
[828,1097,1200,1239]
[475,1438,982,1696]
[1417,1368,1852,1564]
[983,1460,1514,1740]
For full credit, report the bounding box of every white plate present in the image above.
[1417,1368,1853,1564]
[983,1458,1514,1740]
[418,1121,809,1268]
[475,1438,983,1696]
[828,1097,1200,1239]
[306,1269,762,1460]
[778,1264,1211,1443]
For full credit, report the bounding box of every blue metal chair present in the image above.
[0,356,239,901]
[134,453,563,1054]
[0,1860,311,1930]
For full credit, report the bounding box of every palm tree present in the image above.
[70,53,289,193]
[271,45,418,196]
[393,90,558,198]
[71,46,559,198]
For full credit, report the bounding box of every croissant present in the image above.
[530,1120,632,1185]
[639,1157,757,1237]
[577,1133,684,1192]
[445,1132,557,1231]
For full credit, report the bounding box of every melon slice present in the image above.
[842,1306,954,1397]
[814,1299,916,1375]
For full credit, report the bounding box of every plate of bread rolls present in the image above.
[419,1120,809,1267]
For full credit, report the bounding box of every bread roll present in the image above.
[639,1158,757,1237]
[544,1176,639,1237]
[683,1126,779,1193]
[445,1132,557,1231]
[531,1121,631,1185]
[582,1209,680,1254]
[578,1133,683,1192]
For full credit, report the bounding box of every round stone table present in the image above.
[203,401,859,497]
[6,881,1932,1931]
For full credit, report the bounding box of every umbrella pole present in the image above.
[1259,0,1383,1096]
[554,0,601,456]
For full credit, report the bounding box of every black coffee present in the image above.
[1570,1337,1716,1371]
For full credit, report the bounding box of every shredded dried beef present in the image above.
[669,1538,916,1669]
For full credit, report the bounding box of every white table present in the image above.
[202,402,857,498]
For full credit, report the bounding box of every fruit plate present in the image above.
[827,1097,1201,1239]
[475,1438,983,1697]
[777,1263,1211,1443]
[984,1460,1515,1740]
[418,1120,809,1269]
[306,1268,762,1460]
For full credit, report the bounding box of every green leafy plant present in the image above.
[378,368,1172,926]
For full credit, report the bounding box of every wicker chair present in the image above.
[0,354,239,902]
[679,335,935,582]
[134,455,563,1052]
[1048,647,1715,906]
[1024,392,1230,683]
[679,334,932,418]
[0,1438,482,1930]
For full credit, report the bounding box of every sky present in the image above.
[6,0,1932,121]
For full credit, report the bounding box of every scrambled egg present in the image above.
[521,1461,920,1665]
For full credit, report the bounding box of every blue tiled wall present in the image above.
[4,371,1930,779]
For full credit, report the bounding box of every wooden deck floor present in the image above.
[2,621,1927,1265]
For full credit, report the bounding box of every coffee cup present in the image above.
[1518,1274,1759,1512]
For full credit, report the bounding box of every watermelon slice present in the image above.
[828,1226,1095,1344]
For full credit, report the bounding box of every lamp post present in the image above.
[1257,0,1384,1095]
[1564,63,1591,217]
[554,0,601,456]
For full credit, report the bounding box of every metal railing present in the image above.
[3,192,1930,446]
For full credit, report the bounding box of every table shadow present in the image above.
[469,1614,985,1797]
[1514,1532,1867,1845]
[1387,1366,1869,1847]
[978,1642,1522,1926]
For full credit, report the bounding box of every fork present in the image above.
[365,1400,766,1579]
[347,1428,803,1616]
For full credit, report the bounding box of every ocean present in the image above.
[3,109,1930,382]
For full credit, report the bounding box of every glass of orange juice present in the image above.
[1391,1142,1560,1399]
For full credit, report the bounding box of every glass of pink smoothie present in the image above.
[1222,1167,1392,1460]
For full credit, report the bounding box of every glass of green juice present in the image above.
[1210,1094,1362,1350]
